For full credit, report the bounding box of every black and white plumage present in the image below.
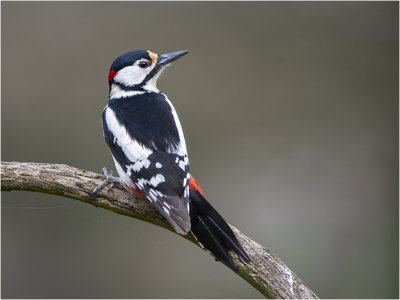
[103,50,190,234]
[100,49,249,270]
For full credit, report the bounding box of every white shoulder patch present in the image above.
[105,107,153,162]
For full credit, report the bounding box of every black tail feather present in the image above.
[206,215,250,260]
[189,189,250,271]
[197,216,235,268]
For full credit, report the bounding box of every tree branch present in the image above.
[1,161,318,299]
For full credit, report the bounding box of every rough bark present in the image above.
[1,161,318,299]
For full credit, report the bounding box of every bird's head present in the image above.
[108,49,188,93]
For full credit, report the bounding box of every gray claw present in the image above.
[90,167,121,196]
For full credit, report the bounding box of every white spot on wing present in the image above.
[179,160,186,171]
[149,174,165,187]
[148,192,157,202]
[149,189,158,198]
[184,186,189,197]
[155,162,162,168]
[136,179,144,189]
[162,206,170,216]
[129,159,151,172]
[136,174,166,191]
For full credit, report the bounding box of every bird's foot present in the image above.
[90,167,121,196]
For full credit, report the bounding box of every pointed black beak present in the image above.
[157,50,189,67]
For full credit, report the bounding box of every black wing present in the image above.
[102,93,191,234]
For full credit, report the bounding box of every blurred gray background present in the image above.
[1,2,398,298]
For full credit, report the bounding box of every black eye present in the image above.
[138,60,151,68]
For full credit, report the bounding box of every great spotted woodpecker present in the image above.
[95,49,250,271]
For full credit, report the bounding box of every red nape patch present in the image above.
[108,70,117,82]
[189,175,205,197]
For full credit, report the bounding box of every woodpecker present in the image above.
[96,49,250,271]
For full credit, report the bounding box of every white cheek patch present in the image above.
[114,65,153,87]
[142,66,164,92]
